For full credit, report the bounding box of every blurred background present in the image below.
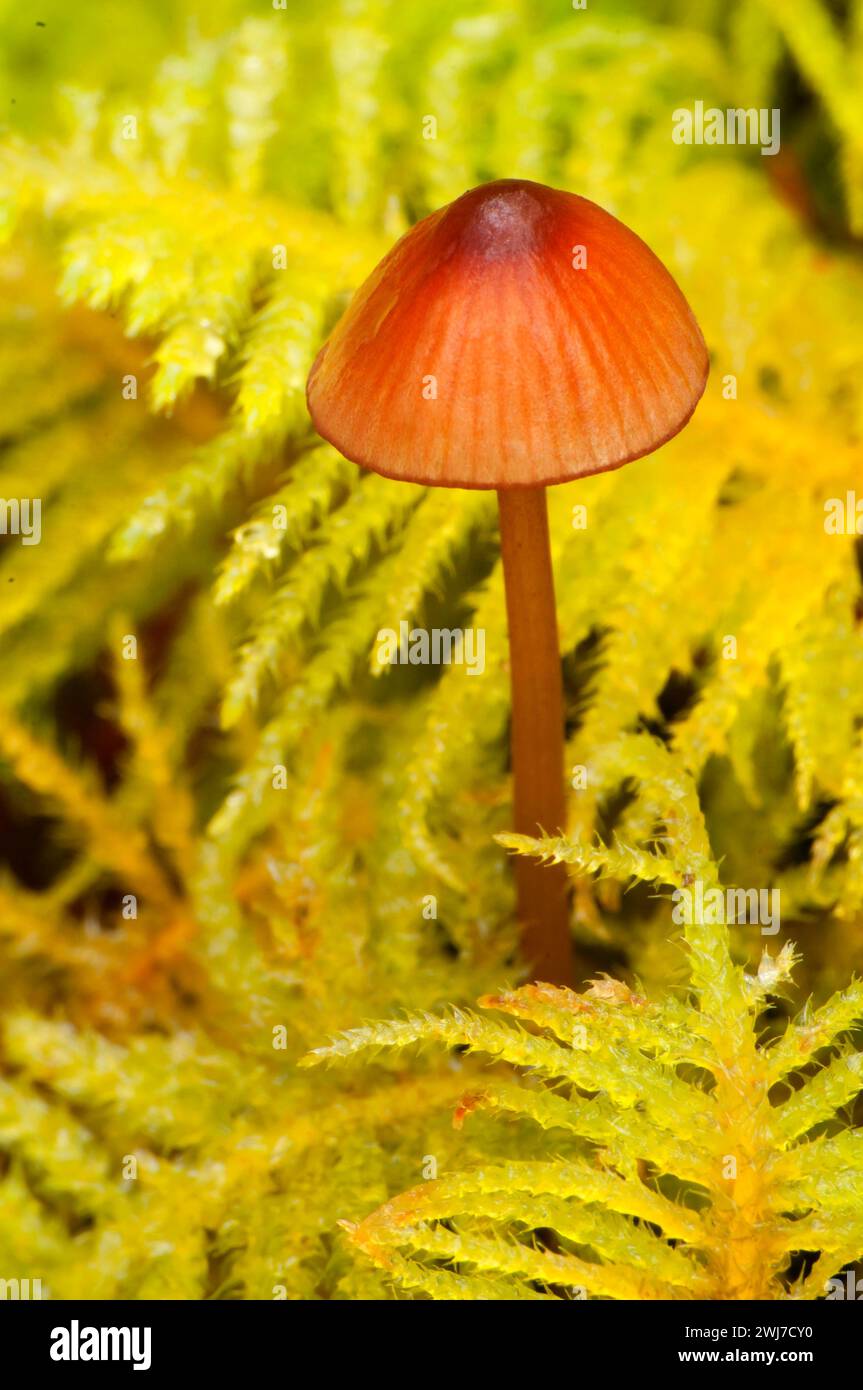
[0,0,861,1300]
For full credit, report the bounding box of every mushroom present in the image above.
[307,178,708,985]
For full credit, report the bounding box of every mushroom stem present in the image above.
[497,486,573,986]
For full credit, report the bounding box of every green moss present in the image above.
[0,0,862,1300]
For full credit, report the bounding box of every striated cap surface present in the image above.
[307,179,709,489]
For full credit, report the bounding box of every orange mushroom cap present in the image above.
[307,179,709,490]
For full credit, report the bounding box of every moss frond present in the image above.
[314,916,863,1300]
